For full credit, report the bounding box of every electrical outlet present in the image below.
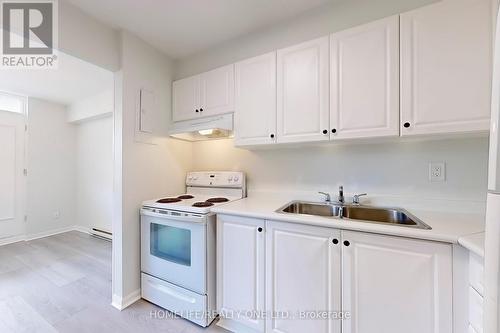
[53,211,60,219]
[429,162,446,182]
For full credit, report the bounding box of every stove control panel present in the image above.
[186,171,245,188]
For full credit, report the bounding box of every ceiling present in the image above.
[62,0,337,59]
[0,50,114,105]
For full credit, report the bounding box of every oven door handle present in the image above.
[140,208,206,223]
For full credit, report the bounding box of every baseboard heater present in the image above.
[90,227,112,241]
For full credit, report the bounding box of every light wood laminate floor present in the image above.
[0,231,228,333]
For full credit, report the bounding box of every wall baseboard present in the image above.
[0,225,91,247]
[0,234,26,247]
[111,289,141,311]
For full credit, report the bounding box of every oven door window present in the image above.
[150,223,191,266]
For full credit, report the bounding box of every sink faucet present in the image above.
[318,191,331,203]
[338,186,344,204]
[352,193,368,204]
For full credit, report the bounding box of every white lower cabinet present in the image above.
[217,215,265,332]
[216,216,453,333]
[341,231,453,333]
[467,252,485,333]
[265,221,341,333]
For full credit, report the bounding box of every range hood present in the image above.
[169,113,233,141]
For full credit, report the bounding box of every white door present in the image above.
[172,75,199,122]
[199,64,235,118]
[341,231,453,333]
[330,15,400,140]
[235,52,277,146]
[400,0,493,136]
[217,215,265,332]
[0,110,26,240]
[277,37,330,143]
[266,220,341,333]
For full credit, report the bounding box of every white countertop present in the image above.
[211,194,486,244]
[459,232,485,257]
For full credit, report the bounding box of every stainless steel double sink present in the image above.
[277,201,431,229]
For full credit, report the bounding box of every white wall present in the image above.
[68,90,114,123]
[75,116,113,232]
[113,31,193,307]
[174,0,438,78]
[192,137,490,205]
[26,98,76,236]
[59,1,120,72]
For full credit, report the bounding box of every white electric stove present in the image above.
[140,171,245,327]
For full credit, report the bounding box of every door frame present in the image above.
[0,92,27,243]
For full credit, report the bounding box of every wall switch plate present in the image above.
[429,162,446,182]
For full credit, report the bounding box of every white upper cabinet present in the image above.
[266,220,341,333]
[172,75,199,122]
[330,15,400,140]
[172,64,234,122]
[235,52,277,146]
[400,0,493,136]
[341,231,453,333]
[199,64,235,118]
[277,37,330,143]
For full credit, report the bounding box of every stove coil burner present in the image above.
[192,202,214,207]
[177,195,194,199]
[156,198,182,203]
[206,197,230,203]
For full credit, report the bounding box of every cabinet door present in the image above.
[266,220,341,333]
[400,0,493,136]
[235,52,277,146]
[172,75,199,122]
[341,231,453,333]
[217,215,265,332]
[330,16,399,140]
[199,64,235,118]
[277,37,330,143]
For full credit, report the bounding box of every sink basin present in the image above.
[277,201,431,230]
[341,206,431,229]
[281,202,341,217]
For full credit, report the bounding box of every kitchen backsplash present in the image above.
[192,137,489,204]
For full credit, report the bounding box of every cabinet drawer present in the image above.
[469,287,484,333]
[141,273,210,327]
[469,252,484,296]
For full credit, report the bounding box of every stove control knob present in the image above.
[227,176,233,182]
[234,176,239,182]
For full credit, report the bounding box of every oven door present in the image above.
[141,208,207,294]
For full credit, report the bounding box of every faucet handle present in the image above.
[318,191,331,202]
[352,193,367,204]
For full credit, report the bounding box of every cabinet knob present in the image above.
[332,129,337,134]
[332,239,339,245]
[322,129,328,135]
[200,108,204,112]
[195,109,199,113]
[258,227,263,233]
[404,122,411,128]
[270,134,275,139]
[343,240,350,247]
